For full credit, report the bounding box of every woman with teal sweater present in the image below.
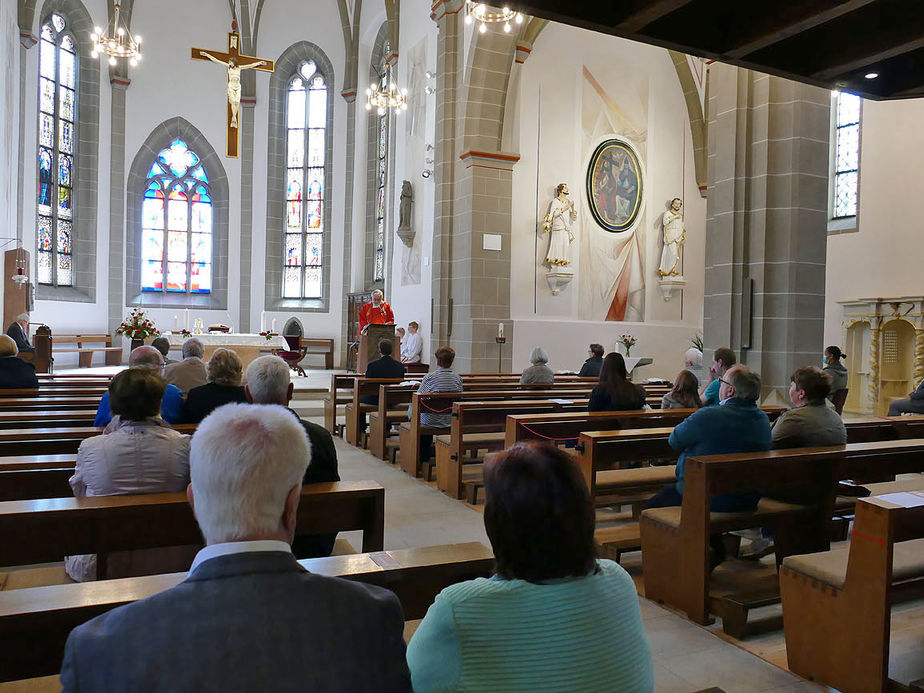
[406,442,654,692]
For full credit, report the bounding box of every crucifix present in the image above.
[191,21,274,158]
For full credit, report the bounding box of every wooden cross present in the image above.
[191,23,274,158]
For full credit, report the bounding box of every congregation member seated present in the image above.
[646,366,771,568]
[578,343,604,377]
[683,346,708,387]
[700,346,736,406]
[401,321,423,364]
[245,355,340,558]
[414,346,463,463]
[6,312,33,353]
[152,336,176,365]
[0,334,38,389]
[661,369,701,410]
[362,338,406,405]
[407,442,654,692]
[66,368,192,582]
[60,404,412,691]
[164,337,208,396]
[888,376,924,416]
[520,346,554,385]
[588,352,647,412]
[773,366,846,449]
[823,345,848,401]
[182,347,248,423]
[94,346,184,427]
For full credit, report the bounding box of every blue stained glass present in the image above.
[141,258,163,291]
[146,162,166,178]
[190,166,209,184]
[58,154,72,186]
[58,220,72,253]
[144,182,162,198]
[158,140,199,177]
[194,185,211,203]
[39,149,52,181]
[287,170,302,200]
[38,217,53,250]
[307,170,323,200]
[39,184,52,207]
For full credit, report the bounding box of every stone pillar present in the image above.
[107,77,129,331]
[339,92,357,369]
[238,98,256,332]
[704,64,830,398]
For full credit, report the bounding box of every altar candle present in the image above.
[173,315,178,331]
[271,318,276,333]
[498,323,504,339]
[184,309,189,330]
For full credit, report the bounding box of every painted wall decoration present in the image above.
[585,138,644,233]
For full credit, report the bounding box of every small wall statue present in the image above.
[396,180,414,246]
[657,196,687,301]
[541,183,577,295]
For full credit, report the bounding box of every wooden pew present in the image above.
[0,453,76,472]
[323,373,363,435]
[302,337,335,370]
[368,383,422,459]
[0,424,197,456]
[0,541,494,682]
[344,378,412,446]
[398,387,596,479]
[0,387,107,398]
[52,334,122,368]
[780,495,924,693]
[640,439,924,633]
[0,396,101,412]
[0,411,98,430]
[436,399,590,500]
[0,481,384,579]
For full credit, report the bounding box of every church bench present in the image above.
[434,399,590,499]
[0,541,493,682]
[0,387,107,398]
[301,337,335,370]
[52,335,122,368]
[324,373,363,435]
[0,454,76,472]
[780,495,924,693]
[398,387,596,479]
[0,397,101,412]
[367,383,422,458]
[640,439,924,635]
[0,424,197,456]
[0,411,98,430]
[344,378,411,446]
[0,480,385,579]
[0,468,73,501]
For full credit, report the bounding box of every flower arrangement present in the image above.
[619,333,637,357]
[180,328,192,338]
[259,330,277,341]
[116,308,159,340]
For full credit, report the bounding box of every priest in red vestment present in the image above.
[358,289,395,333]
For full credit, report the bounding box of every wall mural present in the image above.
[586,139,644,233]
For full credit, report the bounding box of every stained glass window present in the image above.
[140,140,212,293]
[833,92,860,219]
[36,13,76,286]
[284,61,327,299]
[374,52,390,284]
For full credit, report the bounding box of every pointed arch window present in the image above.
[284,61,327,299]
[374,54,390,283]
[140,139,213,293]
[37,14,77,287]
[832,92,861,219]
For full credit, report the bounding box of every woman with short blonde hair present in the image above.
[182,348,248,423]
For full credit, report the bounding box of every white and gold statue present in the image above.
[658,197,685,278]
[542,183,577,267]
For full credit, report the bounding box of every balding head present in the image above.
[721,365,762,403]
[129,345,164,370]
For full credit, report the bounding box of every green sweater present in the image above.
[406,559,654,692]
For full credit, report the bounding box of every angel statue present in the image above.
[542,183,577,267]
[197,51,268,128]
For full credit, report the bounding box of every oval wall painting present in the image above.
[586,138,644,233]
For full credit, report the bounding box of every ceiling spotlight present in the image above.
[864,72,879,80]
[425,70,435,79]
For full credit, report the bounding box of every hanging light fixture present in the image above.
[91,3,142,67]
[464,2,524,33]
[365,61,408,116]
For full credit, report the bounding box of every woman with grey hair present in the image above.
[182,347,248,423]
[520,347,555,385]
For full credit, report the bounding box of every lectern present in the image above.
[357,324,400,373]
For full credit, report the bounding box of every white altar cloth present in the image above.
[164,332,289,351]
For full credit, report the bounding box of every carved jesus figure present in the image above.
[658,197,685,277]
[198,51,267,128]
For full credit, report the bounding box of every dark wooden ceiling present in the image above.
[509,0,924,100]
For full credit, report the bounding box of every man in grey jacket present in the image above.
[772,366,846,450]
[163,338,208,396]
[60,403,412,692]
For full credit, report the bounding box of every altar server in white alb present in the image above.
[542,183,577,267]
[401,322,423,364]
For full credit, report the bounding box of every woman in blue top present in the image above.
[406,442,654,692]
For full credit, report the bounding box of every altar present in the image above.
[164,333,289,371]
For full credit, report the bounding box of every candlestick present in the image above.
[184,309,189,330]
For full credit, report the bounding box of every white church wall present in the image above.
[824,96,924,351]
[388,0,436,353]
[0,1,20,261]
[507,22,704,378]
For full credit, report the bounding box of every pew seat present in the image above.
[785,537,924,589]
[643,496,809,533]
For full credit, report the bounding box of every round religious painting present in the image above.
[585,138,644,233]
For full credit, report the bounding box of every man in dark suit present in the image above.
[245,355,340,558]
[6,313,33,353]
[0,335,38,389]
[362,339,406,405]
[578,343,604,378]
[60,403,411,692]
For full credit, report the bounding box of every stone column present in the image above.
[704,64,830,398]
[339,92,357,369]
[107,77,129,331]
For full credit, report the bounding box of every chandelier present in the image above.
[91,3,142,67]
[365,61,407,115]
[464,2,524,33]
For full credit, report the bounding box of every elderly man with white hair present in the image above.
[60,404,412,691]
[246,355,340,558]
[93,345,184,427]
[164,338,208,396]
[683,347,708,388]
[6,312,33,353]
[358,288,395,333]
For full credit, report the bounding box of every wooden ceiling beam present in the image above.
[814,36,924,79]
[615,0,695,33]
[724,0,875,59]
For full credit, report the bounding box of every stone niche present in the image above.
[840,297,924,415]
